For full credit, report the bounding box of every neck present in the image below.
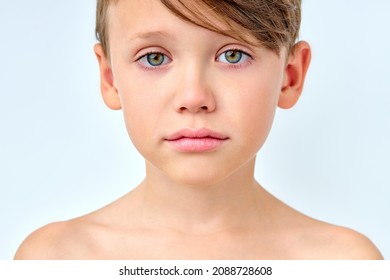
[137,158,264,234]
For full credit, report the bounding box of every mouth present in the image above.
[165,128,229,152]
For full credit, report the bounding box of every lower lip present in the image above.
[166,137,226,152]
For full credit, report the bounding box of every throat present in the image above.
[135,175,264,235]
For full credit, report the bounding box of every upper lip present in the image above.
[165,128,229,141]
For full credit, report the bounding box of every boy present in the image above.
[15,0,382,259]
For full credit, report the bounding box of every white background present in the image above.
[0,1,389,259]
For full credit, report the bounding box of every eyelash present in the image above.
[136,51,171,71]
[136,48,253,71]
[216,48,253,69]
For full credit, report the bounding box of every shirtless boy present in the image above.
[15,0,383,259]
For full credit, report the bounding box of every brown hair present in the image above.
[96,0,301,56]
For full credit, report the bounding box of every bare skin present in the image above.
[14,0,383,260]
[15,184,382,259]
[15,160,383,260]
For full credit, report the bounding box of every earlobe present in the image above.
[94,44,122,110]
[278,41,311,109]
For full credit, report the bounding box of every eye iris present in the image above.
[225,50,242,64]
[147,53,164,66]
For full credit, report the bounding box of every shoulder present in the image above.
[297,223,383,260]
[325,226,383,259]
[261,190,383,260]
[14,219,94,260]
[14,191,142,260]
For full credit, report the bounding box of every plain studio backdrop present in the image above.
[0,1,389,259]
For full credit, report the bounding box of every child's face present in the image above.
[97,0,302,185]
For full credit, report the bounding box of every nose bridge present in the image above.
[173,57,216,113]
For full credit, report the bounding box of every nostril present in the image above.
[179,105,209,112]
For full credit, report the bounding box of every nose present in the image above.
[173,66,216,114]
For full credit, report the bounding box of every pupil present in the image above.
[225,51,242,63]
[147,53,164,66]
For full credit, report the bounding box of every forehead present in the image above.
[107,0,259,46]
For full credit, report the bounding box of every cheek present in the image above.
[224,73,281,147]
[117,78,170,156]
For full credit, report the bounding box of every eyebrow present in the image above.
[127,31,175,43]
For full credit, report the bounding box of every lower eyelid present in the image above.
[216,50,252,64]
[136,52,172,69]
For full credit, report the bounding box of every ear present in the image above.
[278,41,311,109]
[94,44,122,110]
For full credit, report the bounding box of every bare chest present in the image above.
[81,230,296,260]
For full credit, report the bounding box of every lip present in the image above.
[165,128,229,152]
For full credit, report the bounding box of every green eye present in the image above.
[217,49,251,65]
[146,53,165,66]
[138,52,171,69]
[224,50,243,64]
